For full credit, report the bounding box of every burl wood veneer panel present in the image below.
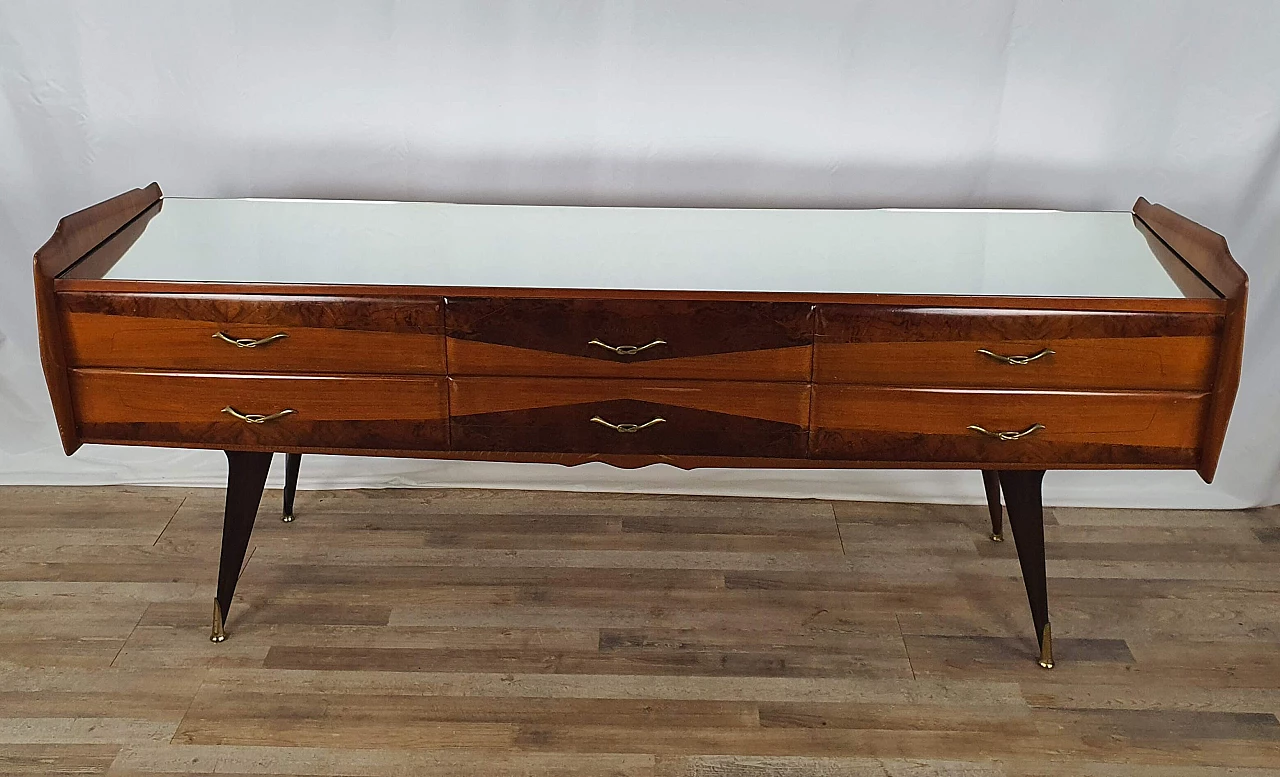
[450,377,810,457]
[814,306,1222,390]
[812,386,1206,466]
[60,293,446,375]
[72,370,448,451]
[447,298,813,380]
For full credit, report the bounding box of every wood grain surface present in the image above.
[452,400,809,458]
[33,189,1250,488]
[815,306,1220,390]
[61,293,446,375]
[72,370,449,451]
[34,183,163,455]
[449,377,810,424]
[1133,197,1248,483]
[812,386,1206,466]
[450,378,810,458]
[816,336,1218,390]
[1,485,1277,774]
[447,298,813,380]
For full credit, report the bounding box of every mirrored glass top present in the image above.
[94,197,1202,298]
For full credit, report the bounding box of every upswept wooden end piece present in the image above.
[1132,197,1247,483]
[33,183,162,454]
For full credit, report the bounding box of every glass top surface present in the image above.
[94,197,1198,298]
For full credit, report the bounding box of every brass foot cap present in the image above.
[1038,659,1055,669]
[282,513,294,523]
[210,599,227,643]
[990,533,1003,542]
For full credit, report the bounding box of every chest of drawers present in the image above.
[33,184,1247,668]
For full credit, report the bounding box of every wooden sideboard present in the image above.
[34,184,1247,669]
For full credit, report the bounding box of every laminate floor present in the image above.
[1,485,1278,775]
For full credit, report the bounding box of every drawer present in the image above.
[814,305,1221,390]
[811,386,1205,466]
[71,370,448,451]
[60,292,445,375]
[450,377,810,457]
[447,298,813,380]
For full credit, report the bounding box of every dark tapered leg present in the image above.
[981,470,1003,542]
[997,469,1053,669]
[212,450,273,643]
[282,453,302,523]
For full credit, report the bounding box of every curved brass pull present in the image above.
[588,339,666,356]
[590,415,666,433]
[213,331,289,348]
[977,347,1055,365]
[221,406,296,424]
[968,423,1045,441]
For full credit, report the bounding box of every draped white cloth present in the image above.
[2,0,1278,508]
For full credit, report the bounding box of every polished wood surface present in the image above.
[815,305,1220,390]
[71,370,449,451]
[36,191,1244,480]
[1134,197,1248,482]
[811,386,1206,465]
[447,298,812,380]
[2,485,1278,774]
[61,292,446,375]
[452,400,809,458]
[448,339,812,382]
[33,182,163,454]
[982,469,1003,539]
[58,201,163,282]
[451,378,810,458]
[282,453,302,522]
[1000,470,1051,666]
[214,452,273,642]
[450,377,809,424]
[816,335,1218,390]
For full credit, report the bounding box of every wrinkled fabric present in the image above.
[2,0,1278,507]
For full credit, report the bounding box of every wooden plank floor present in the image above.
[1,485,1279,775]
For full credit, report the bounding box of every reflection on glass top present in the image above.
[95,197,1199,298]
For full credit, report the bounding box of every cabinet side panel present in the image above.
[1133,198,1247,482]
[32,183,163,454]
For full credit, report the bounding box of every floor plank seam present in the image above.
[152,494,188,546]
[108,605,150,669]
[166,669,213,750]
[895,613,917,682]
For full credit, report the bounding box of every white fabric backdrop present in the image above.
[3,0,1280,508]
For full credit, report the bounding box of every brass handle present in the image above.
[977,347,1054,365]
[221,406,297,424]
[968,423,1045,441]
[213,331,289,348]
[590,415,666,433]
[588,338,667,356]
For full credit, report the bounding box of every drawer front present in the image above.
[60,293,446,375]
[450,378,809,457]
[815,305,1221,390]
[812,386,1205,466]
[72,370,448,451]
[447,298,813,380]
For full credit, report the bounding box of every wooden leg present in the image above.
[283,453,302,523]
[981,470,1003,542]
[212,450,273,643]
[997,469,1053,669]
